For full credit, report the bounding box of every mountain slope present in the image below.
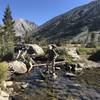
[34,0,100,43]
[14,18,38,37]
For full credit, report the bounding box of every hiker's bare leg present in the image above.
[16,50,22,59]
[27,56,34,72]
[52,59,55,73]
[46,60,49,71]
[52,59,57,79]
[28,61,33,72]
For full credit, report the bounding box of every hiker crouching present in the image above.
[15,43,35,72]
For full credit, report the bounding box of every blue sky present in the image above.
[0,0,93,25]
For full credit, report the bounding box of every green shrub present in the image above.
[0,52,14,62]
[0,62,8,83]
[58,48,74,64]
[77,47,95,55]
[56,41,63,47]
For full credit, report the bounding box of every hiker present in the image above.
[46,44,58,79]
[15,43,35,72]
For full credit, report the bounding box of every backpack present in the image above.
[27,46,35,54]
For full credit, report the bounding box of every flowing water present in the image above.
[11,66,100,100]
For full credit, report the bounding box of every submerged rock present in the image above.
[21,82,29,89]
[65,72,76,77]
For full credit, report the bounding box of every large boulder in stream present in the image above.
[9,60,27,74]
[26,44,45,56]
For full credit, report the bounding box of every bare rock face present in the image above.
[14,18,38,37]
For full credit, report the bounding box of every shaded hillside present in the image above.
[34,0,100,43]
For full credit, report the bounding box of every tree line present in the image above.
[0,5,15,58]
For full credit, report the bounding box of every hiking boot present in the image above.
[52,73,57,79]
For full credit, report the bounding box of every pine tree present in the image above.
[2,5,15,55]
[0,26,2,46]
[0,26,5,56]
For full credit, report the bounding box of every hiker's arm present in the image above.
[16,50,22,59]
[53,49,59,59]
[21,50,27,61]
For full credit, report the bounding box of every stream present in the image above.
[11,66,100,100]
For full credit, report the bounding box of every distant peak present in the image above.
[16,18,25,22]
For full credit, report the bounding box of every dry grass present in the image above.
[0,62,8,83]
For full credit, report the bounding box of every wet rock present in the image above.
[70,63,83,72]
[67,94,80,100]
[75,67,83,72]
[73,84,81,87]
[86,89,100,100]
[80,96,91,100]
[55,67,61,70]
[7,88,14,94]
[67,84,81,90]
[6,81,13,87]
[35,79,44,83]
[0,88,9,100]
[21,82,29,89]
[65,72,76,77]
[77,63,85,68]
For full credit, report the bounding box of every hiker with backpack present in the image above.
[46,44,58,79]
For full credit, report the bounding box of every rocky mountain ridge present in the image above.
[33,0,100,43]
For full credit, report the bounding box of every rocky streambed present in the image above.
[8,64,100,100]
